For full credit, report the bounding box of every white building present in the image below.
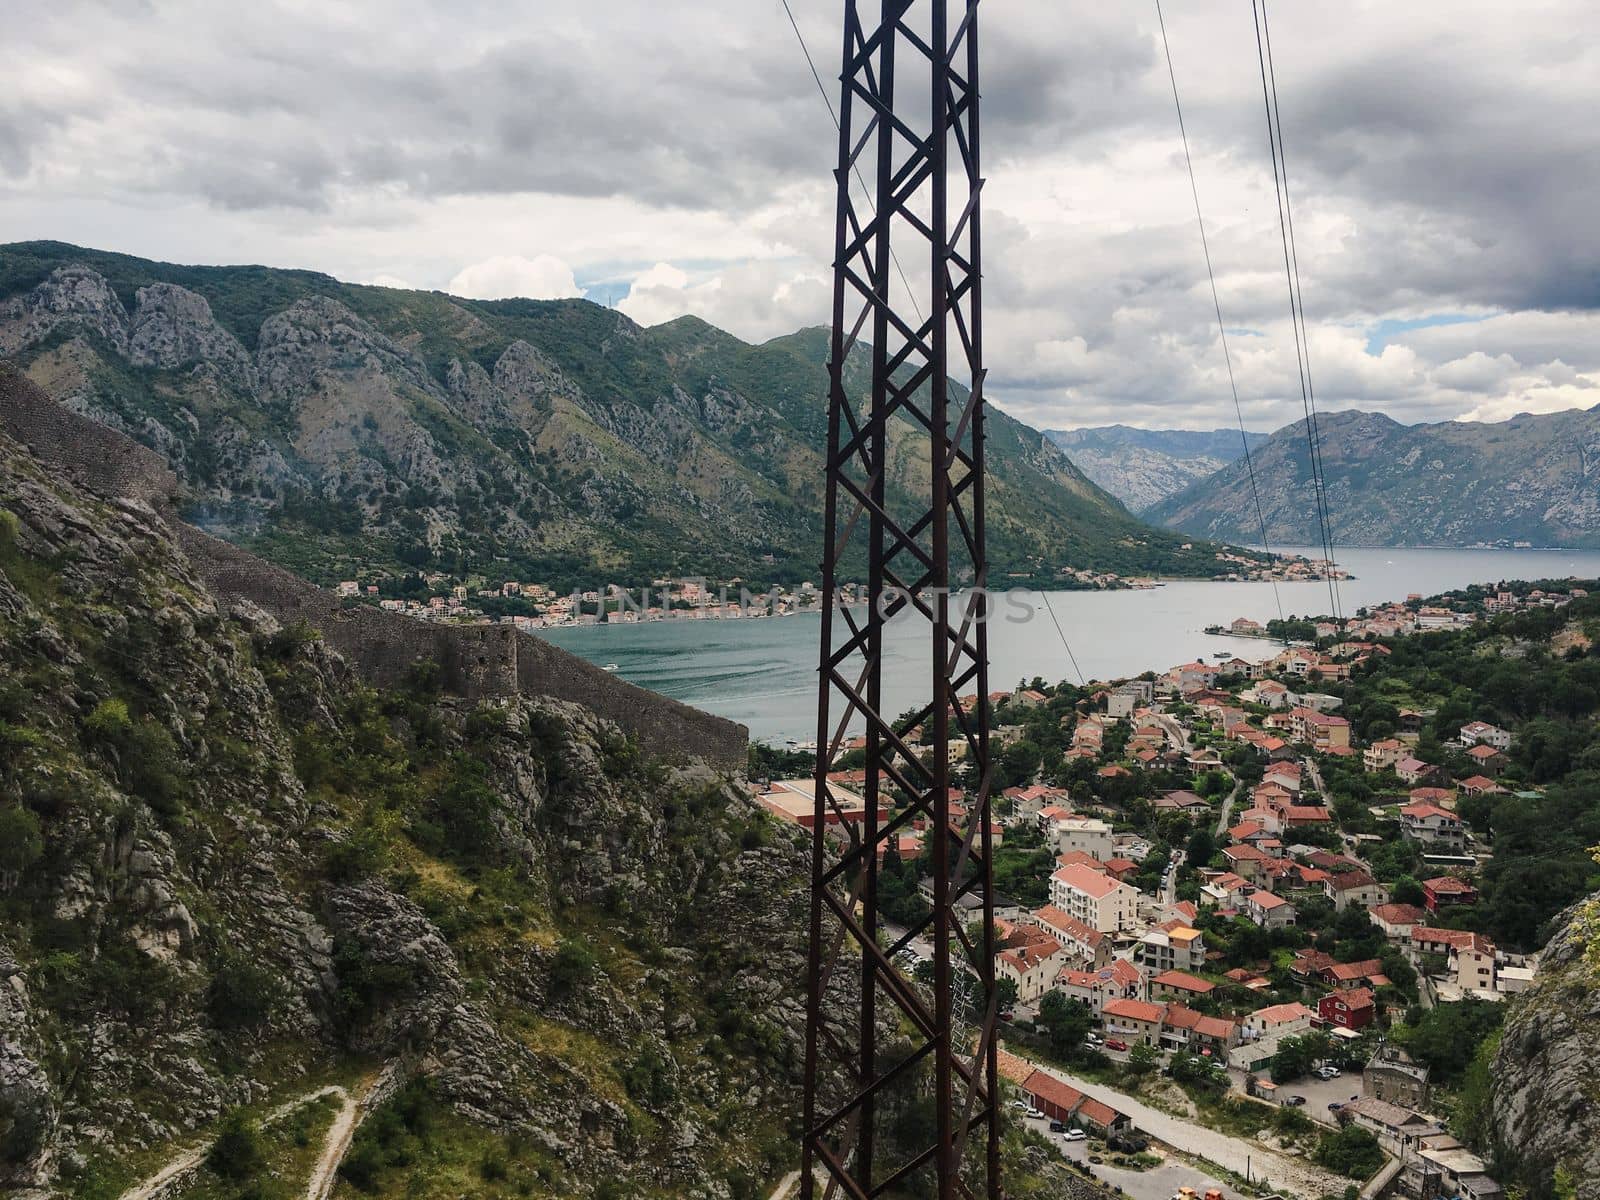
[1049,863,1139,935]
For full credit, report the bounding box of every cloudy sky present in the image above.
[4,0,1597,432]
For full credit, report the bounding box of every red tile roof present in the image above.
[1104,998,1164,1024]
[1150,970,1215,994]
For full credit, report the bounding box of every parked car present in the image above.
[1316,1066,1341,1080]
[1010,1100,1031,1112]
[1105,1039,1128,1052]
[1026,1107,1045,1119]
[1064,1128,1088,1142]
[1284,1095,1306,1107]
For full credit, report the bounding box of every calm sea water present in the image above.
[539,547,1600,743]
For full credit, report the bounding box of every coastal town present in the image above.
[753,580,1590,1200]
[331,552,1349,629]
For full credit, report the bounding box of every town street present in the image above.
[1004,1048,1352,1200]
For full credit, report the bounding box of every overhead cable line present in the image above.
[1251,0,1343,621]
[1154,0,1283,625]
[1040,590,1087,687]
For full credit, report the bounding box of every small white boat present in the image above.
[602,663,620,672]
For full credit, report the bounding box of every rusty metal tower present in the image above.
[803,2,999,1197]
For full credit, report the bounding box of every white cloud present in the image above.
[4,0,1600,435]
[363,273,415,290]
[445,253,581,301]
[618,259,829,342]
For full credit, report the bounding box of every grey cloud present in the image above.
[4,0,1598,436]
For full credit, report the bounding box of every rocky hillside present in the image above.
[1146,408,1600,548]
[1490,885,1600,1191]
[0,242,1256,587]
[1045,426,1266,513]
[0,417,812,1198]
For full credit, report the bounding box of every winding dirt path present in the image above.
[116,1076,386,1200]
[305,1083,363,1200]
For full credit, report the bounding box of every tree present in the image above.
[1315,1124,1384,1179]
[0,806,42,873]
[1037,993,1095,1061]
[1185,827,1216,869]
[1270,1032,1333,1083]
[208,1109,266,1179]
[1390,876,1425,907]
[997,978,1019,1013]
[1126,1041,1161,1076]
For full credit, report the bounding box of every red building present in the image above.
[1318,986,1377,1031]
[1422,875,1479,913]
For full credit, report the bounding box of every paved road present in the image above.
[1214,779,1246,838]
[1006,1050,1351,1200]
[1021,1113,1232,1200]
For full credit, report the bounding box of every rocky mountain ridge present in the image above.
[1045,425,1267,513]
[0,242,1256,587]
[1490,886,1600,1191]
[0,413,812,1197]
[1146,407,1600,548]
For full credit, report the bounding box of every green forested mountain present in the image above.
[0,242,1253,589]
[1147,408,1600,548]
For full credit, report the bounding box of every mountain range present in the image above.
[0,241,1253,589]
[1146,408,1600,549]
[1045,425,1267,512]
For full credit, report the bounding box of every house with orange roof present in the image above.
[1281,804,1335,829]
[1322,958,1390,990]
[1102,998,1166,1046]
[1054,850,1104,872]
[1200,871,1253,908]
[1029,905,1109,966]
[1221,843,1275,885]
[1456,775,1505,797]
[1324,869,1387,911]
[1149,970,1215,1002]
[1242,1001,1317,1042]
[996,933,1067,1003]
[1055,959,1146,1013]
[1400,802,1467,852]
[1368,902,1427,944]
[1019,1070,1132,1135]
[1412,928,1498,995]
[1408,786,1455,806]
[1224,967,1272,991]
[1463,742,1505,776]
[1422,875,1479,912]
[1243,888,1296,930]
[1102,857,1141,882]
[1364,738,1406,773]
[1160,1004,1240,1053]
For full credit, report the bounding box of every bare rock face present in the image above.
[0,265,129,357]
[0,944,55,1189]
[128,283,257,391]
[1491,892,1600,1188]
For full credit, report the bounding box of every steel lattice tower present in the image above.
[802,2,999,1197]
